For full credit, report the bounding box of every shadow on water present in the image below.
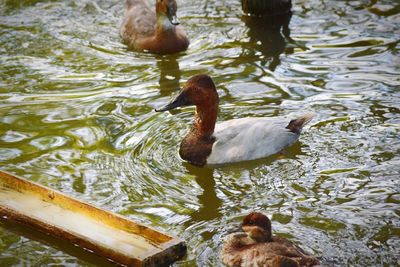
[241,12,293,71]
[156,55,182,96]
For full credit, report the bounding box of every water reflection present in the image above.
[156,55,182,96]
[183,164,223,238]
[1,0,400,265]
[242,12,293,70]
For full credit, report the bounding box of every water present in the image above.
[0,0,399,266]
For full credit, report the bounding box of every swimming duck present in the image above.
[155,74,313,167]
[221,212,320,267]
[120,0,189,54]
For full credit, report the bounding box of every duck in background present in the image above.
[241,0,292,16]
[155,74,314,167]
[120,0,189,54]
[221,212,320,267]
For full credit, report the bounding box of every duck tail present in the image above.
[286,112,314,134]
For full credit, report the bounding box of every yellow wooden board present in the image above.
[0,171,186,266]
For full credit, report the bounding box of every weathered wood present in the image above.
[0,171,186,267]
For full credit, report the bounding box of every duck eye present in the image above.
[249,220,254,225]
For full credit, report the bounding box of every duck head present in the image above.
[155,74,219,114]
[156,0,180,25]
[242,212,272,243]
[156,74,219,166]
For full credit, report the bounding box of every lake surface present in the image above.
[0,0,399,266]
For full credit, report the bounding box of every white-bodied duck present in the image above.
[221,212,320,267]
[155,74,313,167]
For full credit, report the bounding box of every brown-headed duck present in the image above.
[221,212,320,267]
[120,0,189,54]
[155,74,314,167]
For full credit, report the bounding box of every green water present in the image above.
[0,0,399,266]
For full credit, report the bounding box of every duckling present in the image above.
[120,0,189,54]
[221,212,320,267]
[155,74,313,167]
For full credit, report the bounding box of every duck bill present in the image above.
[242,226,254,237]
[155,90,191,112]
[167,6,180,25]
[169,15,180,25]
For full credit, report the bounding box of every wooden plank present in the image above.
[0,171,186,267]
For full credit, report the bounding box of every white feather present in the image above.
[206,114,312,165]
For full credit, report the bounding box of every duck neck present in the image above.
[193,103,218,137]
[156,14,175,34]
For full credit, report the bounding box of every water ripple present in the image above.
[0,0,399,266]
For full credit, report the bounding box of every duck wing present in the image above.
[266,236,320,266]
[239,238,319,267]
[121,0,156,38]
[207,114,312,165]
[221,233,257,267]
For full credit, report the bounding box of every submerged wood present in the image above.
[0,171,186,267]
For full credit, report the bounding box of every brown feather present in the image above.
[221,212,320,267]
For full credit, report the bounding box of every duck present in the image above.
[221,212,320,267]
[241,0,292,16]
[155,74,313,167]
[120,0,189,54]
